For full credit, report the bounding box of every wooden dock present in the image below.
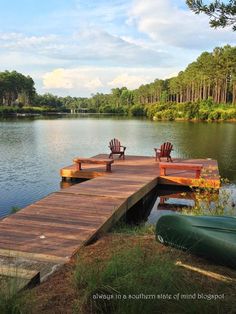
[0,154,220,287]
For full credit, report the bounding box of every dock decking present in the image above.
[0,154,220,287]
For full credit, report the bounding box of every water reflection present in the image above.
[60,178,88,189]
[147,185,236,225]
[0,117,236,216]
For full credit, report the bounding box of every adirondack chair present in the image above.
[154,142,173,162]
[109,138,126,159]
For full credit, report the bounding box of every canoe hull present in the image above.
[156,215,236,268]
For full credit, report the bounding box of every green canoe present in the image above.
[156,215,236,268]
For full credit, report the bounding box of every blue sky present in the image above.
[0,0,235,96]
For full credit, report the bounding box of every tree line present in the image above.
[135,45,236,105]
[66,45,236,110]
[0,45,236,120]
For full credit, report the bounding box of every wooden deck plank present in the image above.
[0,223,95,239]
[0,154,220,283]
[4,215,100,230]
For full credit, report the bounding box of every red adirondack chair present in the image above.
[154,142,173,162]
[109,138,126,159]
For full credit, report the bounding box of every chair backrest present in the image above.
[109,138,121,152]
[160,142,173,157]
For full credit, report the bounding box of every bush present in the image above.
[199,109,209,120]
[0,106,18,115]
[129,105,145,116]
[145,101,236,121]
[0,105,68,116]
[208,109,223,120]
[99,105,115,114]
[199,98,214,109]
[183,103,200,119]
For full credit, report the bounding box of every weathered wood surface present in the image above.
[0,155,159,264]
[159,162,203,178]
[61,155,220,188]
[0,154,220,287]
[0,265,39,280]
[73,157,114,172]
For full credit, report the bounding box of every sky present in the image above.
[0,0,235,97]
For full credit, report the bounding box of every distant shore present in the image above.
[1,105,236,122]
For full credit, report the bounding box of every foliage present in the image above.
[129,104,146,116]
[186,0,236,31]
[183,177,236,216]
[0,71,35,106]
[0,105,68,116]
[33,93,65,109]
[11,206,21,214]
[136,46,236,106]
[145,100,236,121]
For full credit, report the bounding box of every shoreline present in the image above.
[1,111,236,123]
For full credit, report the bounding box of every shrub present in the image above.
[129,105,145,116]
[199,109,209,120]
[208,109,223,120]
[183,103,200,119]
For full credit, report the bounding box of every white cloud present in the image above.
[41,66,180,96]
[108,73,149,89]
[43,69,74,89]
[0,32,56,49]
[43,68,103,92]
[0,29,169,67]
[1,0,234,98]
[129,0,235,49]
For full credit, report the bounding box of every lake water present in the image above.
[0,115,236,219]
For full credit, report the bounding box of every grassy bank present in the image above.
[0,276,33,314]
[145,100,236,121]
[28,229,236,314]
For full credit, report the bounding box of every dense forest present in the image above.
[0,71,35,106]
[0,45,236,120]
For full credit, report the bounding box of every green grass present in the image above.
[10,207,21,214]
[110,221,155,236]
[0,276,33,314]
[74,245,229,314]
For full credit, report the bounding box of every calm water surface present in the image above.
[0,115,236,218]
